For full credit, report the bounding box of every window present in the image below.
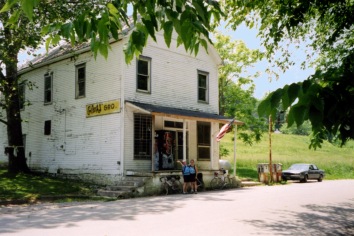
[136,56,151,92]
[198,71,209,103]
[76,64,86,98]
[197,122,211,160]
[44,73,53,104]
[164,120,184,129]
[19,83,25,110]
[44,120,51,135]
[134,114,152,160]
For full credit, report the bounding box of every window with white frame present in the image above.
[44,73,53,104]
[136,56,151,92]
[198,71,209,103]
[75,64,86,98]
[197,121,211,160]
[134,114,152,160]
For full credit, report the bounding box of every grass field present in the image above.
[220,132,354,181]
[0,169,98,203]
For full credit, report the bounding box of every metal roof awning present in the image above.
[126,101,243,125]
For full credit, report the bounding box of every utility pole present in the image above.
[269,115,273,183]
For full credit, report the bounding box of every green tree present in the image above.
[0,0,223,173]
[214,33,267,145]
[224,0,354,148]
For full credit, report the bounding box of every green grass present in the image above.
[220,133,354,181]
[0,169,98,204]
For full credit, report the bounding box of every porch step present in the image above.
[96,176,151,199]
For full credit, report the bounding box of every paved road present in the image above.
[1,180,354,236]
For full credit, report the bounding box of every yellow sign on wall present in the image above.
[86,99,120,118]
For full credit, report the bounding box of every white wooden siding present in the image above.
[19,42,124,176]
[123,32,220,114]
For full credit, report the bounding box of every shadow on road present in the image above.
[243,200,354,235]
[0,189,249,235]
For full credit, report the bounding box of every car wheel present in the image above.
[302,175,308,183]
[318,174,323,182]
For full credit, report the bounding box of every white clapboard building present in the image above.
[0,30,242,190]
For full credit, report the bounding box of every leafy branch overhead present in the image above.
[225,0,354,148]
[1,0,223,63]
[258,55,354,149]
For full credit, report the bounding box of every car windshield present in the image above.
[288,164,309,170]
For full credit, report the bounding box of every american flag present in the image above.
[216,118,235,142]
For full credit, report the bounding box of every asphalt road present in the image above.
[1,180,354,236]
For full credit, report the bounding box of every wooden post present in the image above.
[233,123,237,176]
[269,115,273,183]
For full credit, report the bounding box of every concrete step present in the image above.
[97,176,151,198]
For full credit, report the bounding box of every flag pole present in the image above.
[233,121,237,177]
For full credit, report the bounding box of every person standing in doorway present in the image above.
[189,159,198,194]
[178,160,190,194]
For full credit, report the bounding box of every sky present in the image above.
[218,23,315,99]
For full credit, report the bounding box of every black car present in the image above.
[282,163,325,183]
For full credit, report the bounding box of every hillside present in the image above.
[220,132,354,180]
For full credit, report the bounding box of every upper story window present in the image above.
[19,82,25,110]
[198,71,209,103]
[44,73,53,104]
[136,56,151,93]
[197,121,211,160]
[75,64,86,98]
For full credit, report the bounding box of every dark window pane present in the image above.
[44,75,52,103]
[137,75,148,90]
[78,67,85,80]
[198,147,210,159]
[76,65,85,98]
[198,74,207,87]
[138,60,148,74]
[78,82,85,97]
[45,91,51,103]
[44,120,51,135]
[198,88,206,101]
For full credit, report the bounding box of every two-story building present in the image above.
[0,29,241,192]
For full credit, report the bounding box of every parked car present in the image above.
[282,163,325,183]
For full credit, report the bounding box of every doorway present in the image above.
[155,130,188,170]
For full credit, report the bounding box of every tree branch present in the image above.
[0,118,8,126]
[0,68,5,81]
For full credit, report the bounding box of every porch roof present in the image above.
[126,101,243,125]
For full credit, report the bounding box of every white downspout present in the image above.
[183,119,187,161]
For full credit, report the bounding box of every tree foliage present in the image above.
[224,0,354,148]
[214,33,267,145]
[1,0,223,63]
[0,0,223,173]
